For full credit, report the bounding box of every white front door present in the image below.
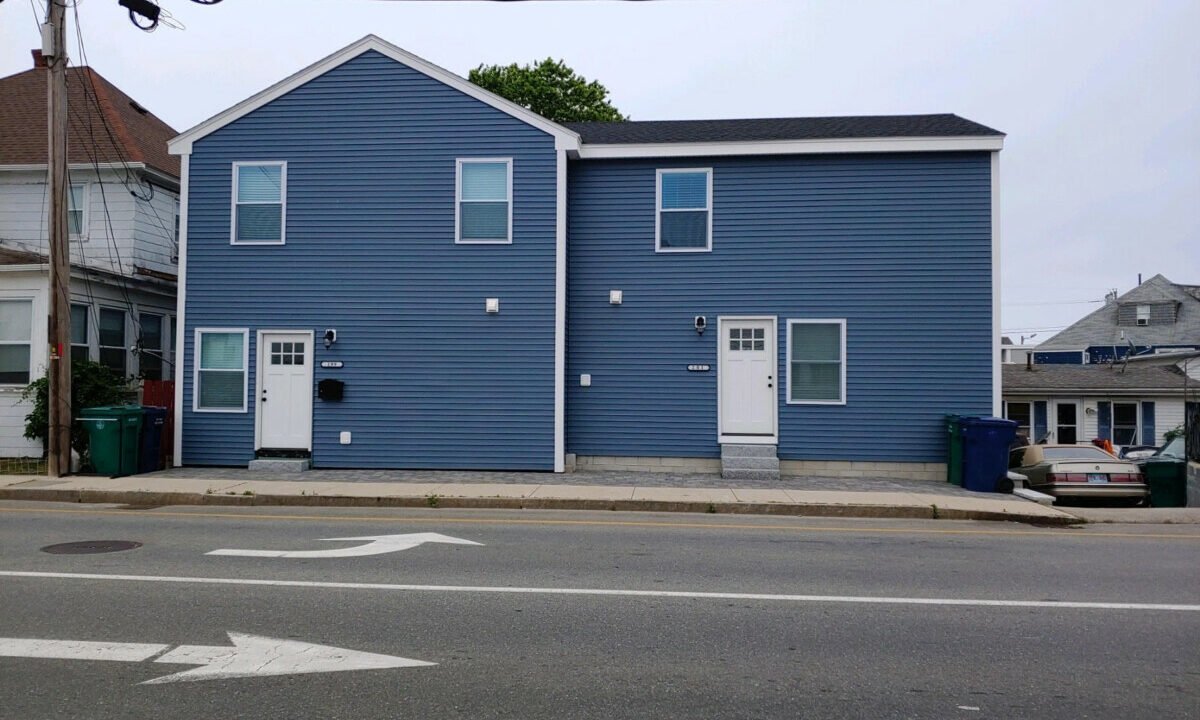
[257,332,313,450]
[1052,400,1080,445]
[719,318,777,438]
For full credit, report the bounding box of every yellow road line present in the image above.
[1,504,1197,540]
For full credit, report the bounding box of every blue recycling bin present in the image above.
[960,417,1018,493]
[139,406,168,473]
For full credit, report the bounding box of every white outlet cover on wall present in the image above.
[339,431,352,445]
[580,374,591,387]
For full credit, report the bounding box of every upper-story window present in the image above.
[232,162,286,245]
[656,168,712,252]
[456,159,512,244]
[0,299,33,385]
[1136,304,1150,326]
[68,184,87,240]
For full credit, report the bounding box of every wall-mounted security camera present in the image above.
[694,315,707,335]
[323,328,337,349]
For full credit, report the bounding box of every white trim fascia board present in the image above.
[168,35,581,155]
[230,161,287,246]
[173,153,189,463]
[576,135,1004,160]
[785,318,848,406]
[553,150,567,472]
[655,167,713,253]
[192,327,250,414]
[1004,388,1187,397]
[991,151,1001,417]
[0,162,147,173]
[454,158,514,245]
[253,329,316,452]
[716,315,779,443]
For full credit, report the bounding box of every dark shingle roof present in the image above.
[1003,364,1188,395]
[0,59,179,177]
[1037,274,1200,350]
[564,114,1003,145]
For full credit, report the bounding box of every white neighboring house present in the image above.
[1002,362,1193,450]
[0,51,178,458]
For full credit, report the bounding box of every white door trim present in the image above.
[717,315,778,445]
[254,329,315,452]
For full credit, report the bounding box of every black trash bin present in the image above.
[961,417,1018,493]
[139,406,168,473]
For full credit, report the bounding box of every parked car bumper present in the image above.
[1036,483,1149,498]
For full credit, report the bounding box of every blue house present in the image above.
[168,36,1004,481]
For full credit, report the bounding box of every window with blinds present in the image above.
[0,299,33,385]
[787,320,846,404]
[656,169,712,252]
[456,159,512,243]
[232,162,286,244]
[195,330,247,412]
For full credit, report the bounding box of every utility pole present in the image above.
[45,0,72,477]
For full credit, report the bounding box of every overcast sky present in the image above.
[3,0,1196,343]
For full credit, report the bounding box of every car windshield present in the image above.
[1155,437,1185,459]
[1041,447,1114,461]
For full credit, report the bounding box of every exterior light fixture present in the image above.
[323,329,337,349]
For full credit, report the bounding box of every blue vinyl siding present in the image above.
[566,152,993,462]
[182,51,557,469]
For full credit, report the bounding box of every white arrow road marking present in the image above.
[206,532,483,558]
[0,633,435,685]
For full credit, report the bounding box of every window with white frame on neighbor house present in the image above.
[788,320,846,404]
[656,169,711,251]
[456,159,511,243]
[1004,401,1032,440]
[1112,402,1139,445]
[232,163,286,244]
[139,313,163,380]
[68,184,87,239]
[195,330,246,411]
[70,304,90,364]
[0,299,33,384]
[98,308,127,377]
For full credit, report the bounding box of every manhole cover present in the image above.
[40,540,143,555]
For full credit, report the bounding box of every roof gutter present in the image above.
[1004,387,1188,397]
[573,134,1003,160]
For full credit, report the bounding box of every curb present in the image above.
[0,487,1079,526]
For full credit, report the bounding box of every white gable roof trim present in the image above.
[167,35,582,155]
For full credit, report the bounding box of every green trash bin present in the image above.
[945,414,964,486]
[1141,459,1187,508]
[79,406,144,477]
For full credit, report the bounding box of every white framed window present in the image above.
[68,184,88,239]
[1003,400,1032,441]
[139,312,164,380]
[455,158,512,244]
[194,329,249,412]
[0,299,34,385]
[231,162,286,245]
[70,303,90,364]
[1112,402,1139,445]
[656,168,712,252]
[98,307,127,377]
[1136,304,1150,326]
[786,319,846,405]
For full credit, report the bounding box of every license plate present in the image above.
[1087,474,1108,484]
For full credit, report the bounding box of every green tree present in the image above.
[469,59,627,123]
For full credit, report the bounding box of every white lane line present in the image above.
[2,571,1198,612]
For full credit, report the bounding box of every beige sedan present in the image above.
[1009,445,1148,500]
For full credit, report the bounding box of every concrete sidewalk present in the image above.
[0,472,1079,525]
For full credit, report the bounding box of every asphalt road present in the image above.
[0,501,1196,719]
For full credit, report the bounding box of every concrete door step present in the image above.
[248,458,311,472]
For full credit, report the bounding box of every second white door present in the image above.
[258,332,313,450]
[719,318,776,437]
